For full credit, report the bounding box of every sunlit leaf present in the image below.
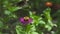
[4,10,11,15]
[51,31,56,34]
[30,25,36,31]
[45,24,52,31]
[31,32,38,34]
[8,7,21,12]
[39,20,45,24]
[16,25,24,34]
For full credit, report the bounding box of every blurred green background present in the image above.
[0,0,60,34]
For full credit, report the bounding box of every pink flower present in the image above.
[19,16,32,25]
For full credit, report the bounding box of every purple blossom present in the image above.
[19,16,32,25]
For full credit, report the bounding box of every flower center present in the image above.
[24,16,29,21]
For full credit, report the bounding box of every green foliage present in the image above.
[1,0,59,34]
[0,21,3,28]
[16,8,57,34]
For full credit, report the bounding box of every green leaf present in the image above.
[0,21,3,28]
[30,25,36,31]
[26,24,32,32]
[48,20,53,26]
[0,32,2,34]
[11,14,17,18]
[31,32,38,34]
[4,10,11,15]
[29,11,40,25]
[43,8,52,20]
[45,24,52,31]
[8,7,21,12]
[16,25,24,34]
[51,31,56,34]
